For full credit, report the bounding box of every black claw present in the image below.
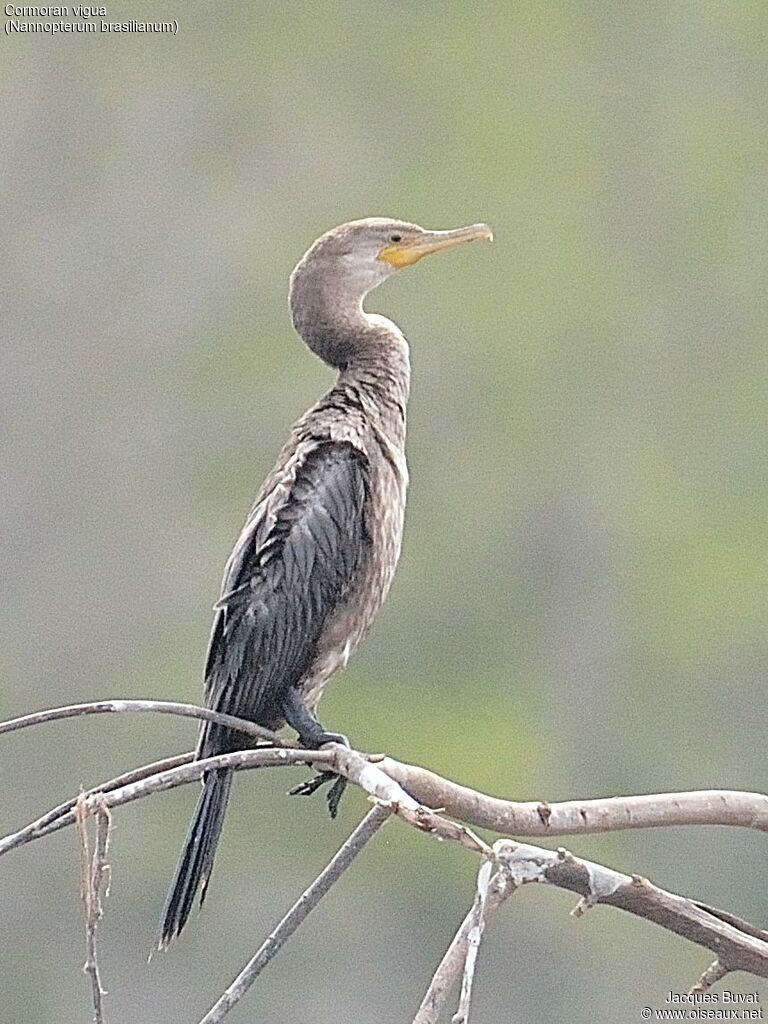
[288,769,347,818]
[326,776,347,818]
[289,771,335,799]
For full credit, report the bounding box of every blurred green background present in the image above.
[2,1,767,1021]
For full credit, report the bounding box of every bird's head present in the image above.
[292,217,493,301]
[289,218,492,369]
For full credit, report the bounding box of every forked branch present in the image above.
[1,697,766,1024]
[2,700,766,849]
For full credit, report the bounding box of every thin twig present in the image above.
[0,699,281,745]
[0,747,335,858]
[197,804,392,1024]
[0,743,486,863]
[0,752,193,858]
[76,793,111,1024]
[453,859,493,1024]
[690,960,729,994]
[412,871,514,1024]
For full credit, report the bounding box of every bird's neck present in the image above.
[338,315,410,446]
[291,280,410,436]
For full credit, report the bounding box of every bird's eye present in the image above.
[389,233,402,243]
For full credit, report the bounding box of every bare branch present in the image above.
[330,746,492,855]
[380,758,768,836]
[197,805,392,1024]
[413,870,514,1024]
[0,742,492,863]
[0,747,334,858]
[453,858,493,1024]
[494,841,768,980]
[2,699,765,842]
[76,793,112,1024]
[0,753,193,859]
[2,696,767,1003]
[0,699,281,746]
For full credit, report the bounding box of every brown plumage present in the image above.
[159,217,492,947]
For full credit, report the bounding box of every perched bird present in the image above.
[159,217,492,947]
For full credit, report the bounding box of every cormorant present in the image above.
[159,218,493,947]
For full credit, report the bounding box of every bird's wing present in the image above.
[198,440,371,756]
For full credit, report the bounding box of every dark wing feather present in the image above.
[198,441,370,757]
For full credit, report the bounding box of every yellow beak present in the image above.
[377,223,493,269]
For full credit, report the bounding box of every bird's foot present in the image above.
[317,733,350,749]
[290,730,349,817]
[310,730,349,748]
[280,690,351,817]
[289,771,347,818]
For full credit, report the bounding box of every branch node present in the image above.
[536,802,552,826]
[571,895,597,918]
[494,842,547,887]
[413,806,439,832]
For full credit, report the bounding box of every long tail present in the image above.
[158,768,233,949]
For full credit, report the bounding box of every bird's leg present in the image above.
[282,688,349,817]
[281,687,349,748]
